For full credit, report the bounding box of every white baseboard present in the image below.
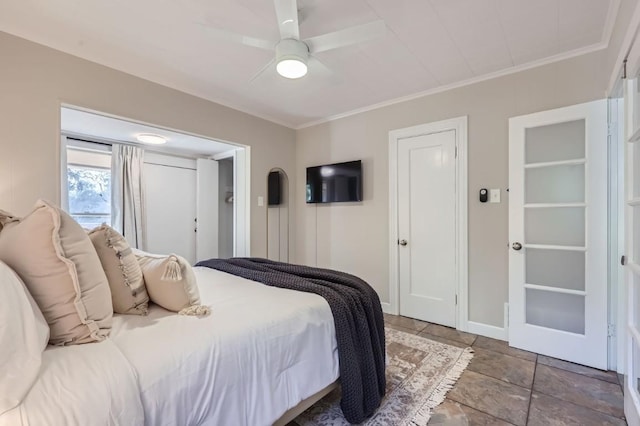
[467,321,508,342]
[380,302,393,314]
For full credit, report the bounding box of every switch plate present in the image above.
[489,189,501,203]
[257,196,264,207]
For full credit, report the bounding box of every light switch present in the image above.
[489,189,501,203]
[257,196,264,207]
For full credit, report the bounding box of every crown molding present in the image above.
[296,0,621,130]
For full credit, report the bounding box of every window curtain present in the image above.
[111,144,146,249]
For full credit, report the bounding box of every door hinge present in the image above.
[455,146,458,158]
[622,255,627,266]
[455,294,458,305]
[608,324,616,337]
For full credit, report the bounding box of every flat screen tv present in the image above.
[306,160,362,204]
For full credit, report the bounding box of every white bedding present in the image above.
[109,266,339,426]
[0,340,144,426]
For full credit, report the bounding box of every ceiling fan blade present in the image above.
[249,59,276,84]
[274,0,300,39]
[309,56,342,84]
[197,23,274,51]
[304,20,386,54]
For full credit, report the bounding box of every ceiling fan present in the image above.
[200,0,387,80]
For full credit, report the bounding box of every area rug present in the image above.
[294,327,474,426]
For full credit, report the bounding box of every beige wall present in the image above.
[295,49,614,328]
[0,31,296,258]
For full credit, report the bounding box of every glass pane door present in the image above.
[626,75,640,425]
[508,100,608,369]
[523,120,587,333]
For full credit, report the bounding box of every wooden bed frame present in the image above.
[273,381,339,426]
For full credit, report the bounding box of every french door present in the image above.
[624,69,640,426]
[508,100,608,369]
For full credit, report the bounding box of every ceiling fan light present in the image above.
[276,58,308,79]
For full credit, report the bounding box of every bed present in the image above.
[0,340,144,426]
[111,266,340,425]
[2,266,340,426]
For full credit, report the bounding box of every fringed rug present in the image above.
[294,327,473,426]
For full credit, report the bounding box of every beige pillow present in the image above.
[0,200,113,345]
[133,249,209,316]
[89,225,149,315]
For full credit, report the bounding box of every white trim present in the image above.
[233,147,251,257]
[212,149,239,161]
[467,321,507,342]
[61,104,246,146]
[523,284,586,297]
[608,95,625,373]
[380,302,392,315]
[298,43,618,130]
[388,116,468,330]
[523,244,586,251]
[524,203,586,209]
[60,135,69,211]
[524,158,586,169]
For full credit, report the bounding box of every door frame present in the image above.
[388,116,468,329]
[59,104,252,258]
[213,148,251,257]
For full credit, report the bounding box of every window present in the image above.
[64,140,112,229]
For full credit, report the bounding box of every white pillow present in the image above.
[0,260,49,414]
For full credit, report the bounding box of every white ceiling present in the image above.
[1,0,618,128]
[61,107,238,157]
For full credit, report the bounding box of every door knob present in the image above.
[512,242,522,251]
[399,239,408,246]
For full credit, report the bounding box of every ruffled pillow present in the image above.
[89,225,149,315]
[0,200,112,345]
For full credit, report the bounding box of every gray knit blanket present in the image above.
[195,257,386,424]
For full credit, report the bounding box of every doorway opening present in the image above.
[60,105,251,262]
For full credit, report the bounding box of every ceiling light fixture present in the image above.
[275,39,308,79]
[136,133,167,145]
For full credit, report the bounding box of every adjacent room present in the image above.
[0,0,638,425]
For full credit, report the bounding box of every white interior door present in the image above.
[624,71,640,426]
[144,156,197,263]
[398,130,457,326]
[196,158,219,262]
[233,148,250,257]
[508,100,607,369]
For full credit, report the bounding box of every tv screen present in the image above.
[306,160,362,204]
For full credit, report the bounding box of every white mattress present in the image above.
[0,340,144,426]
[109,266,339,426]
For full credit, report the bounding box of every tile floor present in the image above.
[383,313,627,426]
